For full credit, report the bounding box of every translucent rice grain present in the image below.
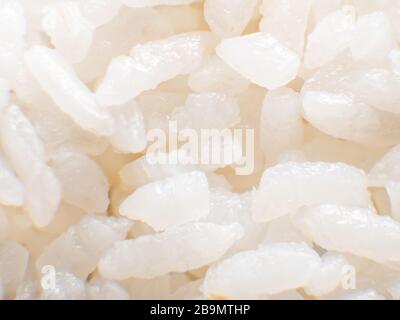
[0,105,45,178]
[26,104,109,156]
[252,162,370,222]
[293,204,400,264]
[0,0,26,40]
[0,153,24,206]
[109,101,147,154]
[87,279,130,300]
[259,0,312,54]
[0,104,61,227]
[207,189,249,225]
[122,0,200,8]
[350,0,394,14]
[76,7,174,84]
[388,281,400,300]
[0,240,29,299]
[304,252,348,297]
[349,68,400,114]
[11,62,53,109]
[0,208,8,240]
[369,144,400,186]
[387,1,400,42]
[120,171,210,231]
[41,203,85,236]
[0,0,26,84]
[217,32,301,90]
[0,78,10,110]
[15,280,40,300]
[311,0,343,22]
[96,32,214,107]
[50,148,109,213]
[302,74,400,147]
[138,91,186,132]
[207,189,266,252]
[37,215,132,279]
[42,1,94,64]
[304,7,355,69]
[301,132,386,172]
[204,0,259,38]
[171,93,240,131]
[188,55,249,94]
[260,88,304,163]
[78,0,122,28]
[201,242,321,299]
[24,163,61,227]
[25,46,114,136]
[351,11,396,63]
[18,0,54,31]
[119,151,197,189]
[262,215,312,246]
[40,272,86,300]
[341,289,386,300]
[302,90,400,145]
[98,222,243,280]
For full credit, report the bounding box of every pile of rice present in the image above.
[0,0,400,300]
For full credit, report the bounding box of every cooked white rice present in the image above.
[0,0,399,300]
